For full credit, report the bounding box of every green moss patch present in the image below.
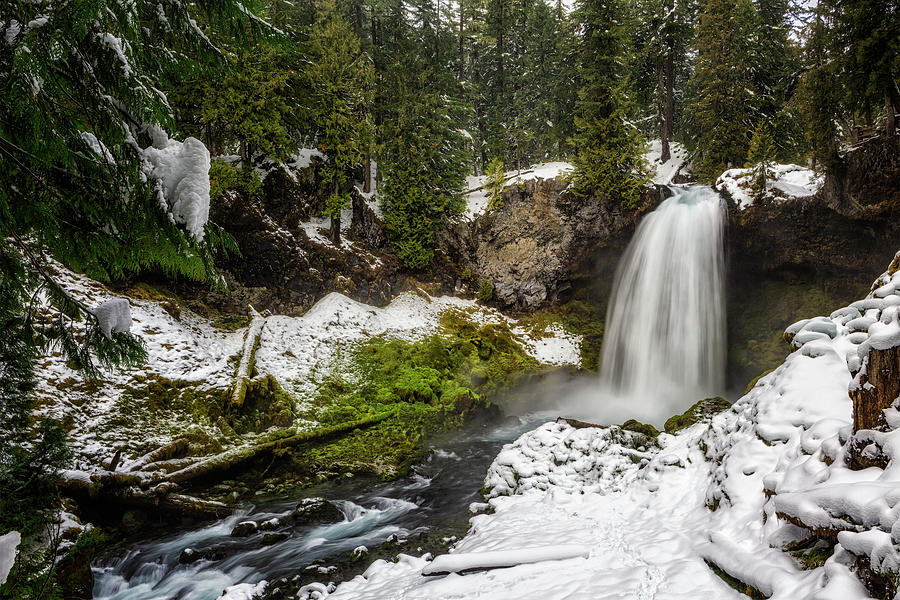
[664,397,731,434]
[521,299,605,371]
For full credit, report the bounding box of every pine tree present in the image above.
[306,0,375,245]
[570,0,645,205]
[747,122,775,199]
[485,158,506,210]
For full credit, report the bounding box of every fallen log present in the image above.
[127,438,190,472]
[166,409,397,485]
[231,305,266,408]
[464,170,534,194]
[57,471,232,519]
[556,417,606,429]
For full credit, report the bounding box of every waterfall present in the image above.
[600,186,726,410]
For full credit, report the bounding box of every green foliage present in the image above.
[478,278,495,302]
[621,419,660,437]
[306,0,374,228]
[296,310,540,479]
[571,0,646,206]
[380,69,468,270]
[747,123,775,199]
[209,160,263,202]
[521,299,606,371]
[485,158,506,211]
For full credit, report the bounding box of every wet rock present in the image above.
[231,521,259,537]
[259,518,281,531]
[664,397,732,434]
[292,498,343,525]
[261,532,290,546]
[179,547,201,564]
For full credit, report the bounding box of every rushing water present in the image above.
[600,186,726,411]
[91,418,536,600]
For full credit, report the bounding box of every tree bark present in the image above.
[364,153,372,193]
[230,306,266,408]
[851,344,900,433]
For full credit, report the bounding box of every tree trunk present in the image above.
[230,306,266,408]
[331,180,342,246]
[851,344,900,433]
[663,39,675,160]
[458,1,465,80]
[886,84,897,137]
[364,153,372,193]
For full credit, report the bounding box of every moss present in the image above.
[706,561,765,599]
[229,374,297,434]
[210,314,251,331]
[791,542,834,570]
[521,299,606,371]
[621,419,660,437]
[290,309,538,482]
[664,397,731,434]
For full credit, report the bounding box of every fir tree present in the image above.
[684,0,757,181]
[485,158,506,210]
[747,122,775,199]
[306,0,375,245]
[570,0,645,205]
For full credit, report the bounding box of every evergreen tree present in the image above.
[684,0,757,181]
[306,0,375,244]
[485,158,506,210]
[747,122,775,199]
[570,0,645,205]
[0,0,249,592]
[381,72,469,269]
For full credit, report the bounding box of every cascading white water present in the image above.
[600,186,726,411]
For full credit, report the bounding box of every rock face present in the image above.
[443,178,660,310]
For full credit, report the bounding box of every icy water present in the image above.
[600,186,726,412]
[91,418,537,600]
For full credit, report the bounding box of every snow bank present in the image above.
[0,531,20,585]
[216,580,266,600]
[716,163,824,209]
[309,252,900,599]
[643,139,688,185]
[464,162,573,221]
[142,133,211,240]
[90,298,132,339]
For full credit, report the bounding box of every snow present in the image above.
[0,531,20,586]
[90,298,133,339]
[34,263,579,466]
[463,162,573,221]
[141,133,211,240]
[300,253,900,599]
[421,544,591,575]
[643,139,688,185]
[716,163,824,209]
[99,33,132,76]
[215,581,266,600]
[80,132,115,164]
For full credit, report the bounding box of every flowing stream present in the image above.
[91,418,536,600]
[600,186,726,410]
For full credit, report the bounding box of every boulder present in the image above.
[291,497,343,525]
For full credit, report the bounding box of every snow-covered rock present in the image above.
[307,251,900,599]
[216,580,266,600]
[716,163,824,209]
[463,162,573,221]
[643,139,688,185]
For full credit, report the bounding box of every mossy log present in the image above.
[127,438,190,472]
[57,471,232,519]
[231,305,266,408]
[851,344,900,433]
[166,410,397,485]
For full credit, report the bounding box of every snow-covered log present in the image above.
[230,306,266,408]
[422,544,590,576]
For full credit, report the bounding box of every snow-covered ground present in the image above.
[35,265,581,465]
[463,162,573,221]
[643,139,688,185]
[716,163,824,209]
[300,253,900,600]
